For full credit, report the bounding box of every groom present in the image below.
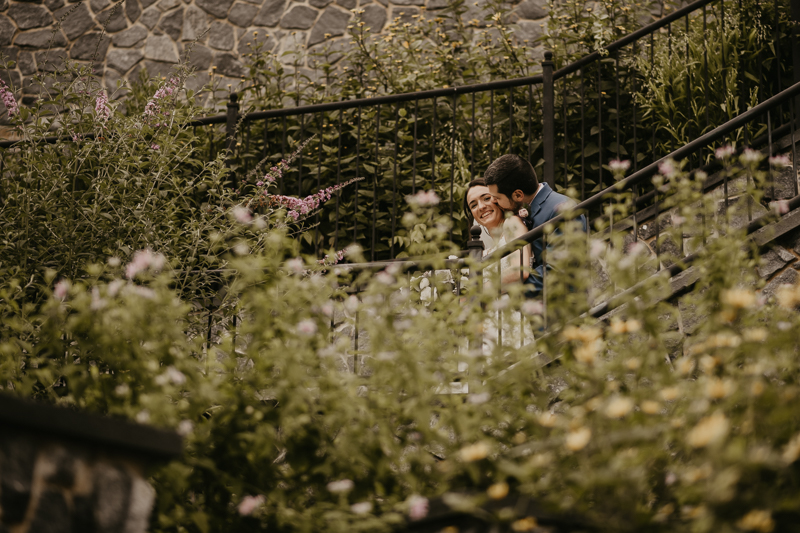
[483,154,586,295]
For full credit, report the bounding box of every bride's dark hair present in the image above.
[463,177,488,227]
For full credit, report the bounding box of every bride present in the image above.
[464,178,532,288]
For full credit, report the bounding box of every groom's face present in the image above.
[487,185,524,212]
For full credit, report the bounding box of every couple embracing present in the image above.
[465,154,586,295]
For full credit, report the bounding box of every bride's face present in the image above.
[467,185,504,230]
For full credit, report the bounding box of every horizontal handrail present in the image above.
[553,0,717,80]
[480,79,800,268]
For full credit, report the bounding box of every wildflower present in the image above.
[231,205,252,224]
[658,159,678,178]
[487,482,509,499]
[143,76,182,126]
[327,479,354,493]
[511,517,538,531]
[407,189,440,207]
[296,319,317,336]
[782,433,800,463]
[715,144,736,160]
[94,90,111,122]
[351,501,372,514]
[705,378,735,400]
[561,325,602,343]
[407,495,429,520]
[468,392,490,404]
[751,381,765,396]
[610,319,641,334]
[318,249,346,266]
[270,178,361,220]
[537,412,558,427]
[565,427,591,451]
[286,258,305,274]
[375,271,394,285]
[736,510,775,532]
[625,357,641,370]
[769,154,791,167]
[605,396,634,418]
[589,239,606,259]
[740,148,763,165]
[150,143,159,151]
[54,279,71,300]
[521,300,543,315]
[125,249,166,279]
[608,159,630,173]
[743,328,768,342]
[344,295,359,314]
[776,283,800,308]
[574,340,601,364]
[135,410,150,423]
[459,442,490,462]
[177,420,194,436]
[641,400,661,414]
[771,199,790,215]
[0,79,17,117]
[686,411,729,448]
[660,387,680,401]
[238,495,265,516]
[676,357,696,375]
[721,288,756,308]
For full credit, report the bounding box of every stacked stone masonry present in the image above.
[0,0,547,100]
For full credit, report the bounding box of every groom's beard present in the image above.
[506,198,526,214]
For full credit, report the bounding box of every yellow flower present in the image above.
[776,284,800,309]
[584,396,603,412]
[605,396,634,418]
[686,411,730,448]
[512,432,526,445]
[721,288,756,309]
[511,517,538,531]
[487,482,509,499]
[565,427,591,451]
[625,357,641,370]
[562,325,602,343]
[699,355,719,374]
[660,387,680,402]
[676,357,696,375]
[782,433,800,464]
[459,442,490,462]
[750,381,765,397]
[575,340,602,364]
[641,400,661,414]
[705,378,736,400]
[736,510,775,532]
[743,328,768,342]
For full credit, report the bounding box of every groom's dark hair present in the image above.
[483,154,539,197]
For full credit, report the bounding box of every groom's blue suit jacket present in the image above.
[524,183,587,294]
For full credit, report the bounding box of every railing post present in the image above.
[792,0,800,115]
[467,225,484,353]
[226,93,239,189]
[542,50,555,189]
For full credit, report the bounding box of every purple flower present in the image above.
[238,495,265,516]
[54,279,71,300]
[269,178,361,220]
[0,79,18,117]
[125,249,166,279]
[715,144,736,160]
[143,77,181,126]
[408,495,429,521]
[150,143,160,151]
[95,90,111,122]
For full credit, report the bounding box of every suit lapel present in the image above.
[528,183,554,227]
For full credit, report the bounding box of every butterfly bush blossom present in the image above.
[0,79,18,117]
[269,178,361,220]
[95,90,111,122]
[143,76,181,126]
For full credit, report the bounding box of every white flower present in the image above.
[375,271,394,285]
[605,396,634,418]
[521,300,543,315]
[114,383,130,396]
[286,258,305,274]
[468,392,490,404]
[769,154,791,167]
[125,249,166,279]
[609,159,631,173]
[771,200,790,215]
[135,410,150,424]
[350,501,373,514]
[166,366,186,385]
[107,256,121,267]
[740,148,763,165]
[238,495,265,516]
[715,144,736,160]
[107,279,126,297]
[232,205,252,224]
[90,287,106,311]
[327,479,354,493]
[344,295,359,314]
[54,279,71,300]
[565,427,591,451]
[589,239,606,259]
[320,301,334,317]
[297,319,317,336]
[658,159,678,178]
[177,420,194,436]
[233,242,249,256]
[408,495,429,520]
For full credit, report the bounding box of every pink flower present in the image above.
[286,258,305,274]
[740,148,762,165]
[150,143,160,151]
[772,199,790,215]
[608,159,631,173]
[125,249,166,279]
[297,319,317,336]
[769,154,791,168]
[238,495,265,516]
[408,495,429,520]
[351,502,373,514]
[54,279,71,300]
[318,249,346,266]
[327,479,354,493]
[143,76,181,126]
[0,79,18,117]
[407,190,440,207]
[658,159,678,178]
[95,90,111,122]
[517,208,529,219]
[589,239,606,259]
[715,144,736,160]
[232,205,252,224]
[269,178,361,220]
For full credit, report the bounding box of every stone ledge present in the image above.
[0,393,182,460]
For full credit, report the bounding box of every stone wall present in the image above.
[0,394,182,533]
[0,0,547,103]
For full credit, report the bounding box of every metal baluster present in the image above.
[686,15,691,160]
[704,5,710,131]
[489,90,494,160]
[298,114,305,197]
[508,87,514,153]
[633,40,638,173]
[651,34,656,160]
[792,97,799,197]
[315,113,323,257]
[335,111,342,252]
[431,97,437,186]
[563,77,568,191]
[355,108,361,246]
[774,0,782,123]
[354,310,359,374]
[373,106,380,262]
[580,69,586,200]
[529,84,534,166]
[281,116,287,194]
[597,62,603,192]
[451,93,457,243]
[413,99,418,193]
[471,92,476,177]
[542,231,547,331]
[615,50,620,163]
[768,110,775,200]
[392,104,399,259]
